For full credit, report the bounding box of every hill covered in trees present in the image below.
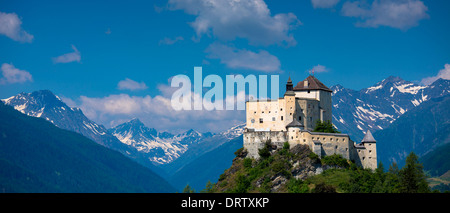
[201,141,434,193]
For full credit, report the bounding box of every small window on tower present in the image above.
[299,116,301,121]
[259,118,263,123]
[280,108,283,111]
[272,117,276,121]
[281,116,284,121]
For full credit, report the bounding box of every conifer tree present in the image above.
[399,152,430,193]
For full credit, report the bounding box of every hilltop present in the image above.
[207,141,432,193]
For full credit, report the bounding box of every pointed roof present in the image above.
[361,130,376,143]
[293,75,332,92]
[286,119,304,128]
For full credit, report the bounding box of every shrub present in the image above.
[322,154,349,168]
[258,140,272,159]
[243,158,253,169]
[287,179,310,193]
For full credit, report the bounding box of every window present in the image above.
[251,119,255,123]
[254,111,256,114]
[280,108,283,111]
[259,118,263,123]
[281,116,283,121]
[307,90,310,93]
[299,116,301,121]
[272,117,276,121]
[262,111,264,113]
[310,117,312,121]
[291,136,293,139]
[290,113,292,115]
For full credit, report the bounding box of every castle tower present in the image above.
[286,119,303,145]
[293,75,333,129]
[284,77,296,129]
[361,130,377,169]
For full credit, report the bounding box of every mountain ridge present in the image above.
[331,77,450,141]
[0,101,175,192]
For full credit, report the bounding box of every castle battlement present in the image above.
[243,75,377,170]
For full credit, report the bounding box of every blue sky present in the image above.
[1,0,449,133]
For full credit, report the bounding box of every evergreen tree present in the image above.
[182,184,195,193]
[399,152,430,193]
[313,120,340,133]
[201,181,214,193]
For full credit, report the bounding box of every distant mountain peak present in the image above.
[383,76,404,83]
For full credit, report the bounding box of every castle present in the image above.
[243,75,377,170]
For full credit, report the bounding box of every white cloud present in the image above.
[311,0,340,9]
[341,0,429,30]
[421,64,450,85]
[117,78,148,91]
[0,11,34,43]
[74,92,245,133]
[0,63,33,84]
[205,43,281,72]
[52,45,81,64]
[159,36,184,45]
[168,0,301,46]
[311,64,330,73]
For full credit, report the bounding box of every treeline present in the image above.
[308,152,432,193]
[183,141,441,193]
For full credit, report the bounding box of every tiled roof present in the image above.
[361,130,376,143]
[293,75,332,92]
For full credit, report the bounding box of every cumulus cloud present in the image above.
[52,45,81,64]
[159,36,184,45]
[341,0,429,30]
[205,43,281,72]
[0,63,33,84]
[421,64,450,85]
[168,0,301,46]
[117,78,148,91]
[0,11,34,43]
[311,0,340,9]
[74,91,245,133]
[311,64,330,73]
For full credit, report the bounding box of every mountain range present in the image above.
[1,76,449,191]
[331,77,450,141]
[0,101,175,192]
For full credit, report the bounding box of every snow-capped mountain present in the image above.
[109,118,205,164]
[2,90,116,146]
[109,119,246,165]
[331,77,450,140]
[0,90,157,168]
[219,123,246,140]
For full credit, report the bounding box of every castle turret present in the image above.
[361,130,377,170]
